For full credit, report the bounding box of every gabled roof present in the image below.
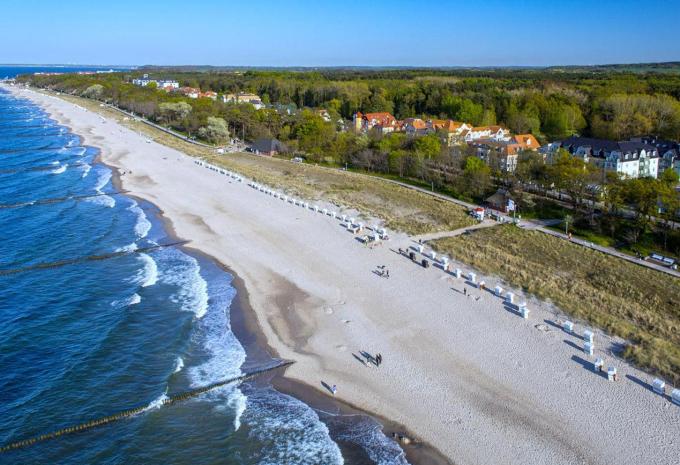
[252,138,287,153]
[404,118,427,129]
[512,134,539,148]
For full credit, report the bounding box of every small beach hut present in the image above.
[430,251,437,260]
[330,211,336,218]
[417,244,424,254]
[607,366,617,381]
[518,302,529,319]
[505,291,514,304]
[322,208,327,215]
[341,214,347,222]
[494,285,503,296]
[672,389,680,405]
[454,268,462,278]
[563,321,574,333]
[440,256,449,267]
[583,330,594,344]
[584,342,594,356]
[594,358,604,372]
[652,378,666,395]
[468,272,476,284]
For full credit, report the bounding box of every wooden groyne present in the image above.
[0,240,189,276]
[0,361,294,453]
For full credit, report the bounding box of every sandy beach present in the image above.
[7,84,679,465]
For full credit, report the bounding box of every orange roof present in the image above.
[472,125,507,133]
[405,118,427,129]
[363,112,397,126]
[512,134,539,148]
[440,120,467,132]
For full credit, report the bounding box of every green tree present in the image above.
[198,117,229,144]
[82,84,104,100]
[158,102,192,125]
[462,156,491,198]
[413,134,441,160]
[547,150,596,209]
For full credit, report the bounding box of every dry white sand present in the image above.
[7,84,680,465]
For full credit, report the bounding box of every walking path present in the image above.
[412,219,498,242]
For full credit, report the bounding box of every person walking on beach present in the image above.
[331,384,337,396]
[377,354,382,366]
[463,287,467,296]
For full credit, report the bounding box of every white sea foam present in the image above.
[50,163,67,174]
[127,201,152,239]
[136,253,158,287]
[88,169,115,207]
[116,242,139,253]
[158,249,208,318]
[111,293,142,308]
[243,388,344,465]
[333,416,410,465]
[173,356,185,374]
[143,391,169,412]
[80,163,91,178]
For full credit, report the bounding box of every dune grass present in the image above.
[432,225,680,385]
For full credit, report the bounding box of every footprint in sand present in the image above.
[336,345,347,352]
[341,319,351,324]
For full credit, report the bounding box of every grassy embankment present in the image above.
[54,91,680,384]
[433,225,680,384]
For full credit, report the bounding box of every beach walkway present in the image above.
[411,219,498,242]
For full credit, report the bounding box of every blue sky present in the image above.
[1,0,678,66]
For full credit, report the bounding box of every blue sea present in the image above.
[0,67,410,464]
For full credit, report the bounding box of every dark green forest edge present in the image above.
[17,65,680,259]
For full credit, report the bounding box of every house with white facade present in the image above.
[353,112,398,132]
[223,93,265,109]
[552,136,659,179]
[132,74,179,90]
[464,125,511,142]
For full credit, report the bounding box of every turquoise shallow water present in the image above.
[0,68,410,465]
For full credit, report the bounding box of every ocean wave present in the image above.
[135,253,158,288]
[87,168,115,207]
[158,249,209,318]
[173,356,185,374]
[243,388,344,465]
[142,391,169,413]
[80,163,91,178]
[116,242,139,253]
[127,201,152,239]
[229,390,248,431]
[333,415,409,465]
[111,293,142,308]
[50,163,67,174]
